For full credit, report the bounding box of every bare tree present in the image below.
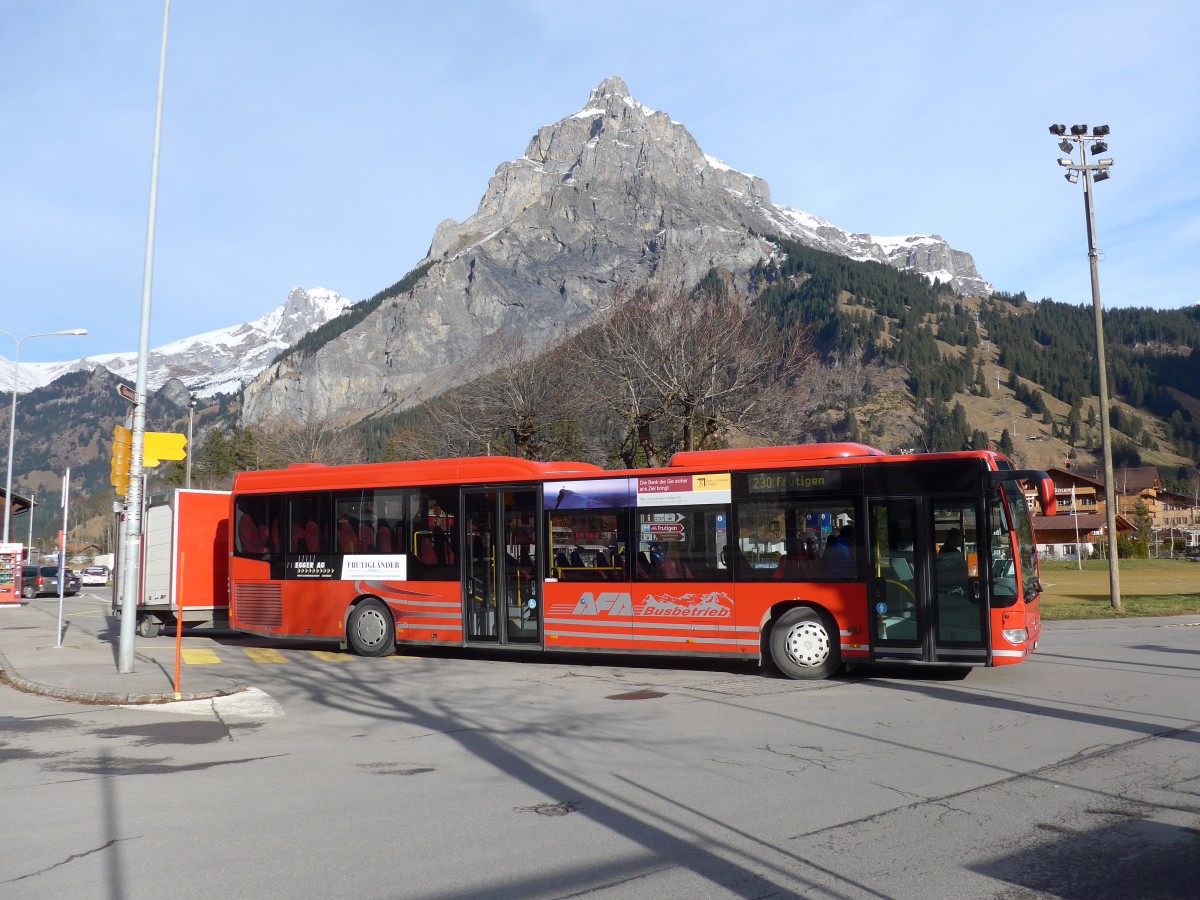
[255,416,367,468]
[386,280,832,468]
[578,283,824,466]
[389,333,588,462]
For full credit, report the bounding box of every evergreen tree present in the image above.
[998,428,1015,457]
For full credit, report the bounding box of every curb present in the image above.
[0,645,247,706]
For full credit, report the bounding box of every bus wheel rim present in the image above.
[784,620,830,667]
[357,608,387,647]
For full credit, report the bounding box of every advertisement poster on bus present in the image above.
[636,473,730,507]
[544,478,634,510]
[544,474,731,511]
[285,555,409,581]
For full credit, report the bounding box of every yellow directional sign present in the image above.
[110,425,132,497]
[143,431,188,467]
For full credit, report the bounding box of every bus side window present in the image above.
[408,488,457,581]
[636,505,729,583]
[235,496,283,559]
[549,510,624,582]
[372,490,407,555]
[235,504,265,556]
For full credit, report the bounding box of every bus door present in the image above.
[461,488,541,646]
[867,498,987,664]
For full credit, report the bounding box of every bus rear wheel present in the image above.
[769,607,840,680]
[347,599,396,657]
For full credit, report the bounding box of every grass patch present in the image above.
[1041,596,1200,620]
[1037,558,1200,620]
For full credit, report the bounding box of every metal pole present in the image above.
[1080,141,1121,609]
[119,0,171,673]
[57,468,69,647]
[186,393,196,489]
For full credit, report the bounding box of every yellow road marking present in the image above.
[243,647,288,663]
[308,650,353,662]
[181,648,222,665]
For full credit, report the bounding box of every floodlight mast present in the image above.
[1050,123,1120,610]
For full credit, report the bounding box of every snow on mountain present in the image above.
[729,192,990,295]
[1,287,351,396]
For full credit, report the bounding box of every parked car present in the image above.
[81,565,110,586]
[65,569,81,595]
[20,565,70,598]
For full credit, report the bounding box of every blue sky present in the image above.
[3,0,1198,364]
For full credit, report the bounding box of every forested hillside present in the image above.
[750,237,1198,471]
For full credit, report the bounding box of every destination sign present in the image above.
[747,469,843,494]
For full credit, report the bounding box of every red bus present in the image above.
[228,442,1056,679]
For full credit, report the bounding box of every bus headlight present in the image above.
[1002,627,1028,645]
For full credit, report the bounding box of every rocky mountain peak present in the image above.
[588,75,632,102]
[241,76,990,424]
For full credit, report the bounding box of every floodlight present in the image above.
[1093,125,1110,136]
[1070,124,1088,135]
[1096,158,1113,167]
[1058,158,1074,167]
[1091,141,1108,154]
[1049,124,1067,136]
[1064,172,1079,184]
[1094,170,1110,182]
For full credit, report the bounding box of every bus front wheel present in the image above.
[769,607,840,680]
[347,599,396,657]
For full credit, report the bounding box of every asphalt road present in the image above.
[2,610,1198,899]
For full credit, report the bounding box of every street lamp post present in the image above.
[118,0,171,675]
[186,393,197,489]
[1050,123,1120,610]
[2,329,88,544]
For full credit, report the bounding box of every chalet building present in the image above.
[1031,467,1104,517]
[1029,511,1134,561]
[1024,464,1200,558]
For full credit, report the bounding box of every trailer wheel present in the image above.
[347,599,395,657]
[138,615,161,639]
[769,607,840,680]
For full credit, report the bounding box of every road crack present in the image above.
[2,836,138,884]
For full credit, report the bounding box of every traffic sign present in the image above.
[143,431,187,467]
[645,513,685,523]
[641,523,685,535]
[116,384,138,404]
[110,425,132,497]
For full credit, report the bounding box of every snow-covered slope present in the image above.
[3,287,351,396]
